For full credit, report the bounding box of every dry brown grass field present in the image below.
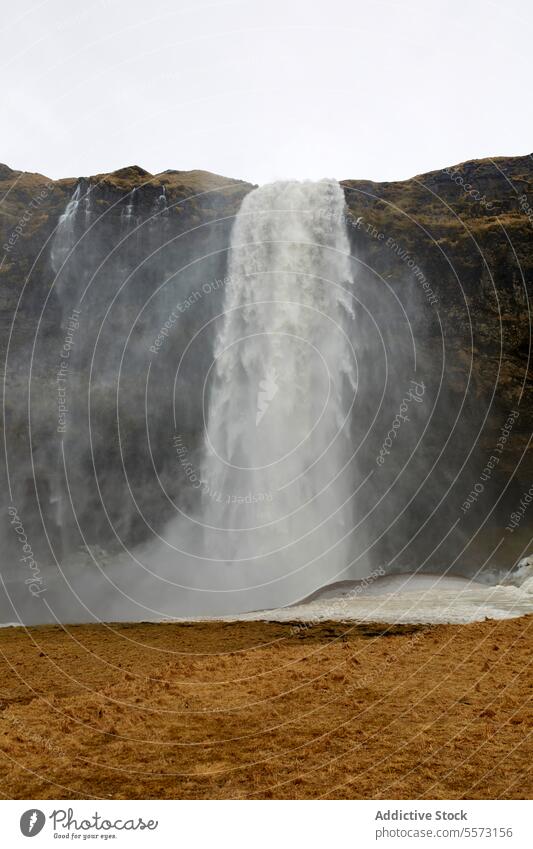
[0,616,531,799]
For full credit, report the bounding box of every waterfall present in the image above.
[83,184,93,224]
[121,187,137,228]
[49,183,85,556]
[154,184,168,215]
[159,179,362,610]
[50,182,81,276]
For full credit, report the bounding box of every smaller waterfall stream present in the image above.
[50,182,81,277]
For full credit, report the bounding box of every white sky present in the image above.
[2,0,532,184]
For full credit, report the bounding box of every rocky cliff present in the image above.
[342,156,532,498]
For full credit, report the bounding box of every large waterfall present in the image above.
[196,181,358,572]
[151,180,364,614]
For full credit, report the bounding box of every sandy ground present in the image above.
[0,616,531,799]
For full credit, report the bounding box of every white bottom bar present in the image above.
[2,799,530,848]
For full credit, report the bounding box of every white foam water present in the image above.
[229,571,533,625]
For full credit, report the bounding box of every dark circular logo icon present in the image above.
[20,809,46,837]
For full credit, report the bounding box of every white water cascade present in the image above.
[166,180,363,608]
[50,182,81,278]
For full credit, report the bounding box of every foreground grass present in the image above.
[0,616,531,799]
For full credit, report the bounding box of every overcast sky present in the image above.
[2,0,532,184]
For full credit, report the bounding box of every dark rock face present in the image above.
[0,157,531,603]
[1,165,252,599]
[340,156,532,570]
